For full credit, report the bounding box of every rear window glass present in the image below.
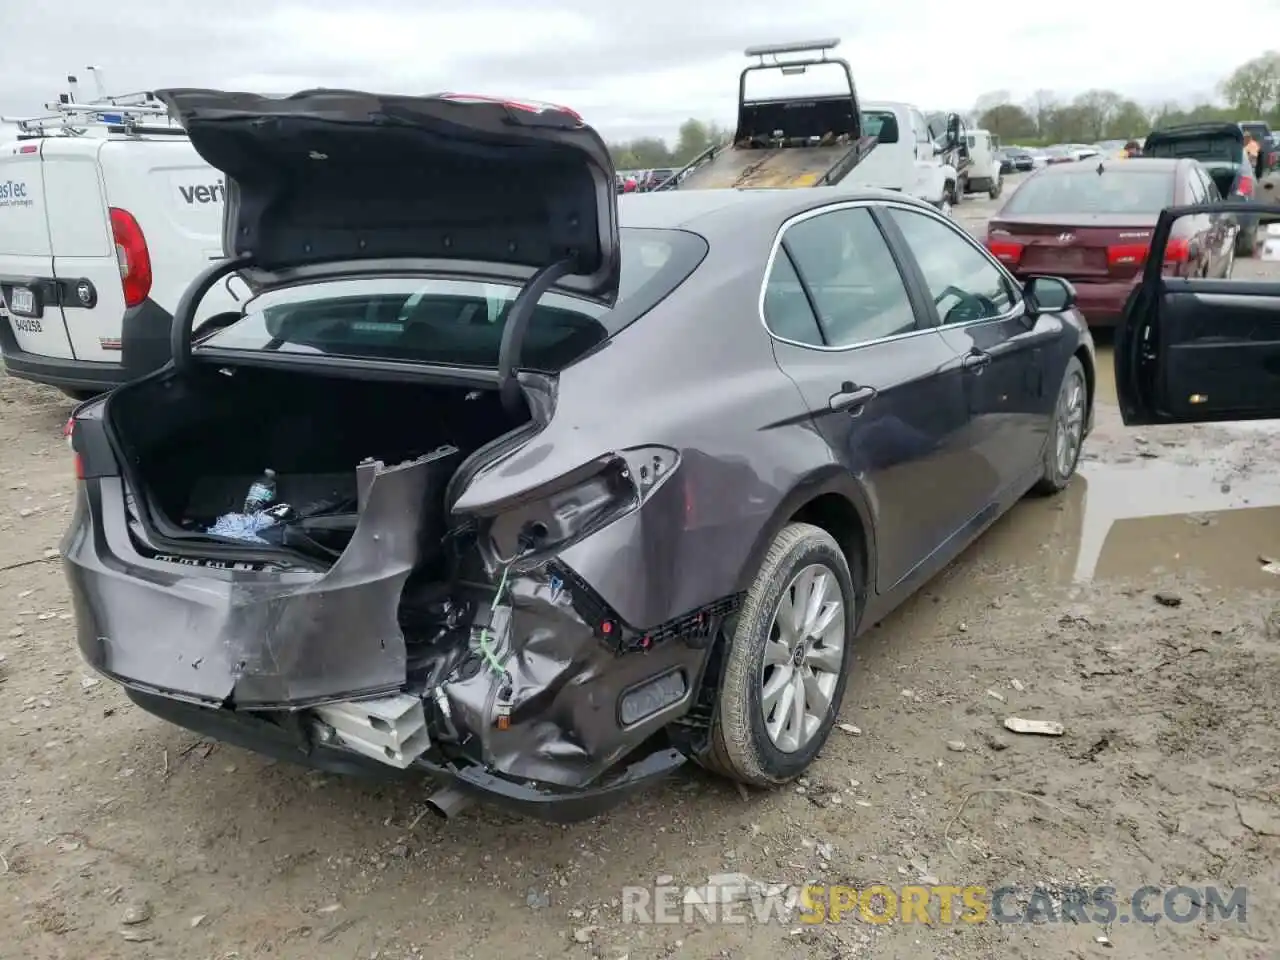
[1147,136,1242,164]
[197,228,705,370]
[861,111,900,144]
[998,170,1175,216]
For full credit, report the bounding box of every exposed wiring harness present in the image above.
[477,561,512,676]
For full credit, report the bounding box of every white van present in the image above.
[0,96,239,398]
[962,128,1003,198]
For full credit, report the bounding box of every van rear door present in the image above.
[74,138,238,365]
[0,141,75,361]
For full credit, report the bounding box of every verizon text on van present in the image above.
[179,180,225,204]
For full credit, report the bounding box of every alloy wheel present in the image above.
[1055,369,1086,477]
[759,563,847,753]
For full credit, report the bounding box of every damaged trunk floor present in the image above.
[3,362,1280,958]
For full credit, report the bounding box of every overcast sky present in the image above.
[3,1,1277,142]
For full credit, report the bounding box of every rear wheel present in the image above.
[1033,356,1087,495]
[697,523,857,787]
[989,176,1003,200]
[1236,223,1257,258]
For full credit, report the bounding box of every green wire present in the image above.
[478,562,512,676]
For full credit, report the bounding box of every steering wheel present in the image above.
[933,285,998,324]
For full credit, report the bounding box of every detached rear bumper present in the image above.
[126,687,687,822]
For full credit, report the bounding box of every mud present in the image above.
[2,185,1279,959]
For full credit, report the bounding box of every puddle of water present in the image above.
[975,457,1280,591]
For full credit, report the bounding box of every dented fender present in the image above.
[63,449,458,708]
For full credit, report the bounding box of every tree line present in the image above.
[608,51,1280,165]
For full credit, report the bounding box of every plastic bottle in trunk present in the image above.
[243,469,278,514]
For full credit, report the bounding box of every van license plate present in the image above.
[8,287,36,317]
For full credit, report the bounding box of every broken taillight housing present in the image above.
[483,446,680,562]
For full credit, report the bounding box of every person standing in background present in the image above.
[1245,132,1261,179]
[1122,140,1142,158]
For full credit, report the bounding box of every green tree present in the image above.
[1220,52,1280,117]
[673,119,728,163]
[1105,99,1152,139]
[978,103,1037,141]
[1072,89,1124,141]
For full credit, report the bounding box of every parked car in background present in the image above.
[642,168,677,191]
[1144,123,1259,256]
[1066,143,1101,160]
[63,87,1097,822]
[1042,145,1077,165]
[984,158,1236,327]
[998,147,1036,172]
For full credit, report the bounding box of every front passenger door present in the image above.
[762,204,977,593]
[882,206,1057,507]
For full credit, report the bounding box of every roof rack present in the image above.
[1,69,183,138]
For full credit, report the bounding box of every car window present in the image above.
[910,109,931,144]
[1197,166,1221,201]
[999,169,1176,215]
[861,111,900,144]
[1186,168,1207,204]
[779,207,918,347]
[198,227,706,370]
[761,250,824,346]
[886,208,1015,324]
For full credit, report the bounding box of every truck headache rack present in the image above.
[655,37,876,192]
[2,70,184,137]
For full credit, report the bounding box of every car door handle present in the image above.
[828,383,877,414]
[962,350,992,373]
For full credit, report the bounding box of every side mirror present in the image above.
[1024,275,1076,315]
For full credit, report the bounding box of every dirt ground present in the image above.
[2,182,1279,960]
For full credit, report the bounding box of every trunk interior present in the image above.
[106,366,528,568]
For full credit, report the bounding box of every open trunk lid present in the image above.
[155,88,621,301]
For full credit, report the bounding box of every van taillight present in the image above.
[108,208,152,308]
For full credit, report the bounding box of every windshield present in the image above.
[198,228,706,370]
[860,111,900,144]
[999,169,1175,216]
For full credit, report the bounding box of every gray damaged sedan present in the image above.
[62,89,1095,822]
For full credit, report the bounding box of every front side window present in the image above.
[779,207,918,347]
[861,111,901,145]
[886,208,1015,325]
[197,228,705,370]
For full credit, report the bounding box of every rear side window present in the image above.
[999,170,1176,216]
[198,228,706,370]
[764,206,917,348]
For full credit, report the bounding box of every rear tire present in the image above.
[697,523,858,787]
[60,389,101,402]
[989,176,1003,200]
[1033,356,1087,495]
[1236,224,1257,258]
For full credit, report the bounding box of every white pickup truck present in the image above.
[846,101,965,215]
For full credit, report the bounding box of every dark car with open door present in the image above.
[1115,198,1280,428]
[984,158,1236,327]
[1144,123,1259,257]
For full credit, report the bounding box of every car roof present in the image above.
[618,187,933,234]
[1034,158,1183,175]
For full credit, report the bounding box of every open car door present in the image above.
[1115,199,1280,425]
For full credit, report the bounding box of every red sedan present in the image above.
[984,158,1236,327]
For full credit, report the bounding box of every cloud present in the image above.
[1,0,1277,141]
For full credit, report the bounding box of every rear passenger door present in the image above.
[762,202,982,594]
[882,205,1055,504]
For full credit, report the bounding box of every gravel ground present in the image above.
[1,176,1278,960]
